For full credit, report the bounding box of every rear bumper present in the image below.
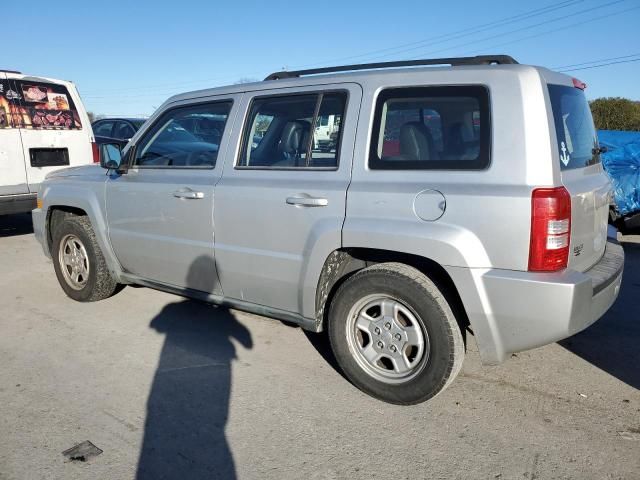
[0,194,37,216]
[447,237,624,364]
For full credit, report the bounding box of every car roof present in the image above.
[165,62,568,106]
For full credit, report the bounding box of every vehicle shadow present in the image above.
[303,330,347,381]
[559,241,640,390]
[0,213,33,237]
[136,256,252,480]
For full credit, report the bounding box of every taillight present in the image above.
[91,142,99,163]
[528,187,571,272]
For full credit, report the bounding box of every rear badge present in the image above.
[573,244,584,256]
[560,141,571,166]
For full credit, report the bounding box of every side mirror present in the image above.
[99,143,123,170]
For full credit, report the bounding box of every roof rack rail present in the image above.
[264,55,518,81]
[0,69,22,74]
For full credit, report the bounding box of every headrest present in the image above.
[279,120,310,155]
[399,122,433,161]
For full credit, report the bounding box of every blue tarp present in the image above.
[598,130,640,216]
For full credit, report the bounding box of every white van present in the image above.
[0,69,95,215]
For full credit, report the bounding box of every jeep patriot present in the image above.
[32,55,624,404]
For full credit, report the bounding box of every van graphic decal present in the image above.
[0,80,81,130]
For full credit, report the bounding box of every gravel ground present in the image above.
[0,213,638,480]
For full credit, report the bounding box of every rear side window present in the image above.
[114,121,135,139]
[369,86,490,170]
[0,79,83,130]
[237,91,347,169]
[548,84,600,170]
[93,121,114,137]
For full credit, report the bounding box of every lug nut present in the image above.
[394,333,401,340]
[390,345,397,352]
[384,322,391,330]
[377,341,384,348]
[374,327,381,335]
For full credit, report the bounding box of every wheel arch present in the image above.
[314,248,471,340]
[46,205,88,253]
[42,187,124,280]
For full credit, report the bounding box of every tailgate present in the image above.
[548,83,611,272]
[562,166,611,272]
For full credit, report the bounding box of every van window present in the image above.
[134,101,232,168]
[548,84,600,171]
[1,79,18,128]
[369,86,490,170]
[0,106,8,128]
[238,91,347,169]
[0,80,83,130]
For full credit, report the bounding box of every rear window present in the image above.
[0,78,82,130]
[548,84,599,171]
[369,86,490,170]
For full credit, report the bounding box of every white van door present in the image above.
[8,75,93,193]
[0,73,28,195]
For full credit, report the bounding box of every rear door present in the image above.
[214,84,361,315]
[0,73,28,195]
[548,83,610,272]
[11,77,91,193]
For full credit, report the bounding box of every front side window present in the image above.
[370,86,490,170]
[548,84,600,170]
[134,102,232,168]
[238,91,347,169]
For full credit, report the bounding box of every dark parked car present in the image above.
[92,118,146,148]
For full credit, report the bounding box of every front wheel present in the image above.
[328,263,464,405]
[52,215,120,302]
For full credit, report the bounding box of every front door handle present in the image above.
[286,196,328,207]
[173,189,204,199]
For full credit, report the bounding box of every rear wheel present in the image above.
[52,215,119,302]
[328,262,464,405]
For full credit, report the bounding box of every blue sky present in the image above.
[5,0,639,117]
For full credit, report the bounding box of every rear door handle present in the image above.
[173,189,204,199]
[286,196,328,207]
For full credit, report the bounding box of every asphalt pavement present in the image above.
[0,213,638,480]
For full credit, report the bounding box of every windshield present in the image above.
[548,84,600,171]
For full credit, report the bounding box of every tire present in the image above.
[327,262,464,405]
[51,215,119,302]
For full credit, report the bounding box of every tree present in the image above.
[87,111,96,123]
[589,97,640,131]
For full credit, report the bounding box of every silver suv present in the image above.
[32,55,624,404]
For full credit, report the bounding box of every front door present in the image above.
[214,84,361,315]
[0,73,28,195]
[105,98,236,294]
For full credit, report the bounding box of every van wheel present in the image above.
[52,215,119,302]
[328,262,464,405]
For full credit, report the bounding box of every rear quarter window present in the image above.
[369,86,491,170]
[548,84,600,171]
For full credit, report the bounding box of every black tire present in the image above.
[327,262,464,405]
[51,215,119,302]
